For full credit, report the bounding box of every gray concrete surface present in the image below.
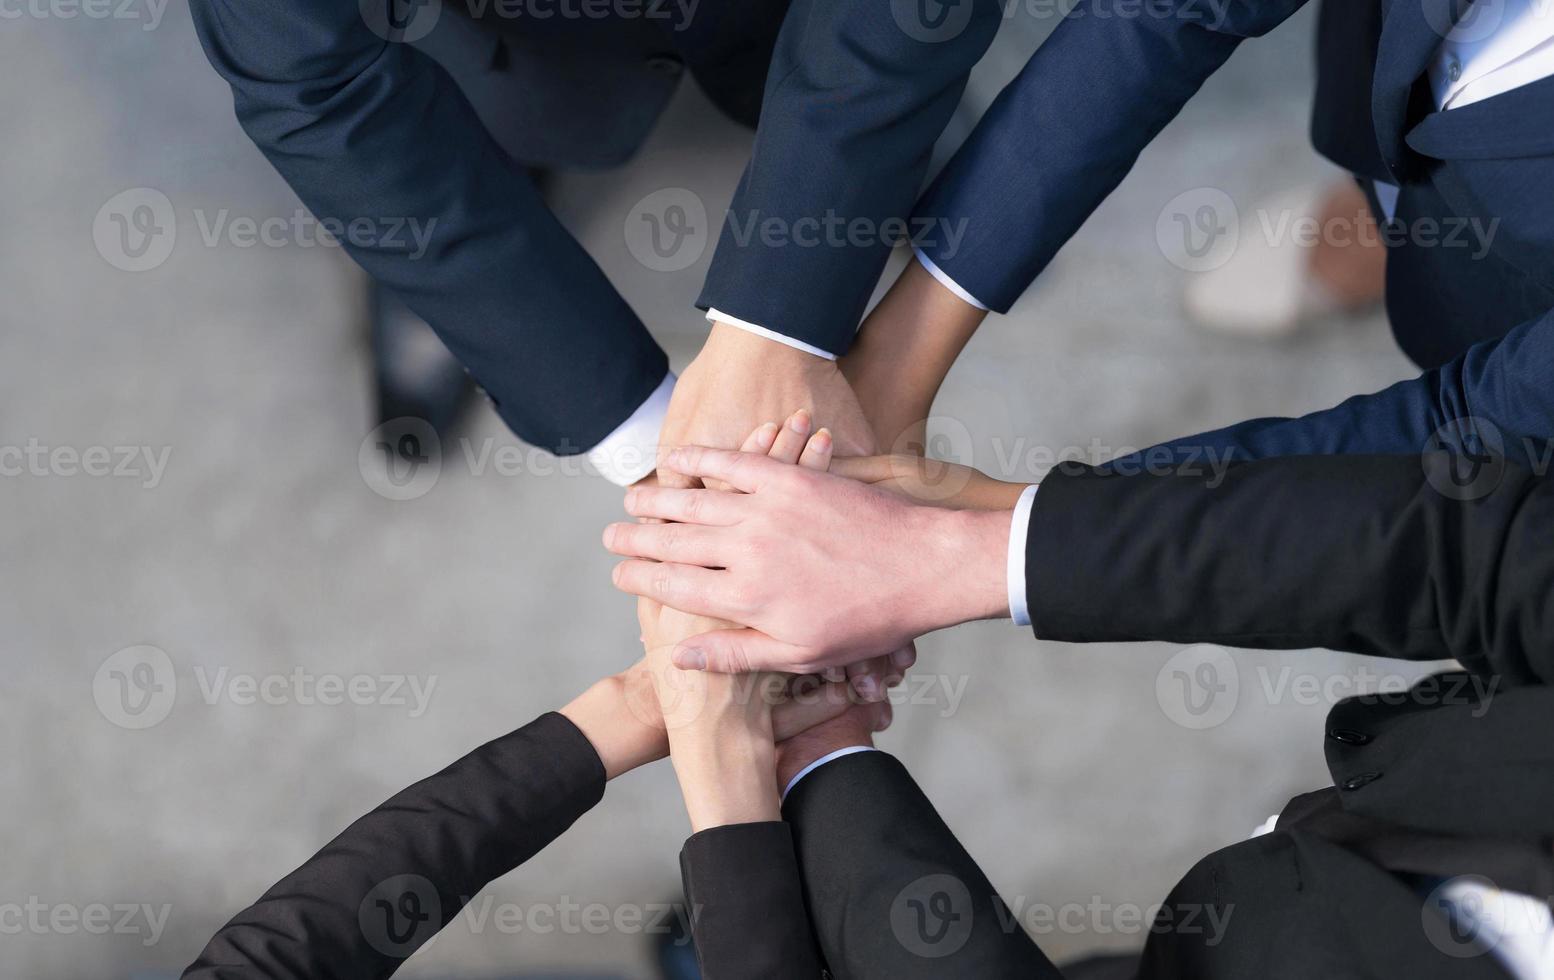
[2,3,1444,976]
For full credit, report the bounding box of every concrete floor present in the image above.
[3,3,1443,977]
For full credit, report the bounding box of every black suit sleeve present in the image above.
[678,822,826,978]
[782,751,1059,979]
[1027,454,1554,685]
[182,712,606,978]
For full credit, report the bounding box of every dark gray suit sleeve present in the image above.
[1027,455,1554,685]
[679,821,826,978]
[182,712,606,978]
[782,751,1059,979]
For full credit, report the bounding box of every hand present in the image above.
[775,699,892,794]
[637,413,893,829]
[607,448,1013,675]
[641,412,910,702]
[558,661,862,781]
[829,454,1029,511]
[840,258,988,454]
[658,322,877,490]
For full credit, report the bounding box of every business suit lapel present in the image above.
[1373,0,1465,176]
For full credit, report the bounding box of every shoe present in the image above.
[1183,186,1343,340]
[370,282,472,448]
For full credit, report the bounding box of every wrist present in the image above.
[702,319,834,375]
[671,731,781,832]
[907,504,1013,630]
[559,675,665,781]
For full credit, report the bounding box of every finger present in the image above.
[623,486,744,526]
[603,522,728,566]
[739,421,781,455]
[846,655,892,703]
[827,454,894,484]
[661,446,786,494]
[885,642,917,688]
[672,629,820,675]
[821,666,847,684]
[611,560,731,619]
[868,699,894,733]
[771,680,855,741]
[798,427,834,472]
[766,410,813,465]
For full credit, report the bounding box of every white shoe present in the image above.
[1183,187,1342,340]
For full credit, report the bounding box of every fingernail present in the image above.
[788,409,812,434]
[756,422,779,449]
[623,487,638,510]
[890,649,915,669]
[611,563,623,585]
[603,524,617,548]
[675,648,707,670]
[874,709,892,732]
[812,428,832,451]
[854,675,881,701]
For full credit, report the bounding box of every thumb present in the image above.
[674,629,808,674]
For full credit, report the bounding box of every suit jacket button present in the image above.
[1341,772,1381,791]
[1327,728,1371,745]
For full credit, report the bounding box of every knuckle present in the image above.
[651,570,678,600]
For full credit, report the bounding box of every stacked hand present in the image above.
[607,447,1014,675]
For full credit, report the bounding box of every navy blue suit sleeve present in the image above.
[915,0,1310,312]
[1116,308,1554,471]
[189,0,666,455]
[697,0,1005,356]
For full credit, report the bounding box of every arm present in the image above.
[914,0,1312,311]
[188,0,666,466]
[1114,307,1554,472]
[182,709,608,977]
[658,0,1006,483]
[605,450,1554,683]
[696,0,1005,357]
[1025,454,1554,683]
[777,718,1059,979]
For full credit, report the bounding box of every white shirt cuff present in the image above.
[914,247,989,311]
[705,309,838,361]
[586,371,676,486]
[1008,484,1039,627]
[781,745,877,801]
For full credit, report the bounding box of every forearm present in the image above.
[916,0,1305,310]
[844,259,989,453]
[184,714,604,977]
[1115,307,1554,471]
[189,0,665,453]
[697,0,1003,355]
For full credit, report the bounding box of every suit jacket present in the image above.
[1025,453,1553,683]
[180,711,823,978]
[190,0,1002,454]
[915,0,1554,432]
